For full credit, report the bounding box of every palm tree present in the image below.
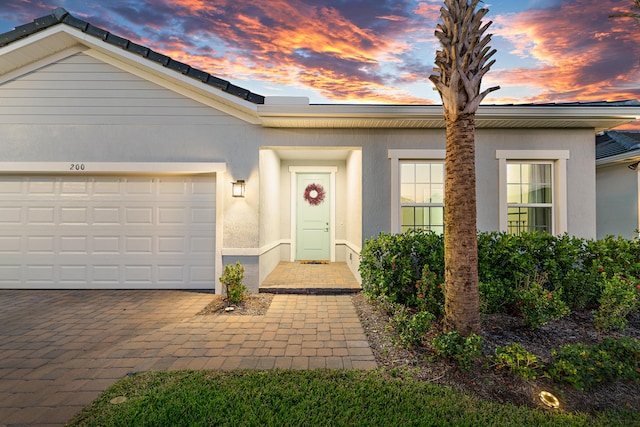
[610,0,640,27]
[429,0,499,335]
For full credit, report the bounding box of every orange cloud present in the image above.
[491,0,640,103]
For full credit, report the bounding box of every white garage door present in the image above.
[0,175,216,289]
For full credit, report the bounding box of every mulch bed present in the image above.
[197,294,274,316]
[351,292,640,414]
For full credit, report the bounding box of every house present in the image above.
[1,8,639,292]
[596,130,640,239]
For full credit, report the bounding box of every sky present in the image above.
[0,1,639,128]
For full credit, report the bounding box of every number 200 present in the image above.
[70,163,85,171]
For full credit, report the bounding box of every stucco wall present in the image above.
[596,164,638,239]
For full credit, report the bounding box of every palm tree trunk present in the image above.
[443,113,480,335]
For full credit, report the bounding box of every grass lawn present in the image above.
[67,369,637,427]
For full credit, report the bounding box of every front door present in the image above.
[296,173,330,260]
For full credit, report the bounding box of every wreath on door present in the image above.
[303,183,326,206]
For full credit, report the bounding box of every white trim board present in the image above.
[0,162,226,174]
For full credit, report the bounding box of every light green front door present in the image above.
[296,173,330,260]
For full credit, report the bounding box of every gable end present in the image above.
[0,7,265,105]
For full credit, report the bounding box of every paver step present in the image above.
[259,287,361,295]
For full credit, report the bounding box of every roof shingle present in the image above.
[596,131,640,159]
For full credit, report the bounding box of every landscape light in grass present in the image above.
[539,391,560,409]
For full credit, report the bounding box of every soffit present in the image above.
[257,105,640,131]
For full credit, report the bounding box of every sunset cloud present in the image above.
[489,0,640,103]
[0,0,638,119]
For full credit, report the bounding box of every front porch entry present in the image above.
[259,262,361,294]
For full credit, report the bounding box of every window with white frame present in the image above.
[400,161,445,233]
[388,149,446,234]
[496,150,569,236]
[506,162,553,235]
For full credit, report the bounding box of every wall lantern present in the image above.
[232,180,246,198]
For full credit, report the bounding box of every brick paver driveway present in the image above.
[0,290,376,427]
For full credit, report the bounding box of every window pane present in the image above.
[506,163,521,184]
[401,206,443,235]
[415,207,427,226]
[507,207,551,235]
[507,163,552,204]
[430,184,444,203]
[415,164,430,183]
[530,184,552,203]
[431,163,444,184]
[401,183,415,203]
[507,183,521,203]
[402,206,414,226]
[401,163,414,183]
[429,207,444,227]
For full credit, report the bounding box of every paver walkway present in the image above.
[0,290,376,427]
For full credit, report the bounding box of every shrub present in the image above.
[359,230,443,306]
[219,261,248,303]
[548,337,640,391]
[392,310,436,348]
[479,279,511,314]
[584,235,640,279]
[431,331,484,371]
[407,266,444,317]
[372,295,435,348]
[593,273,640,333]
[514,274,570,329]
[492,343,543,380]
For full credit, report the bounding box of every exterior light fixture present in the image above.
[539,391,560,409]
[232,180,246,198]
[628,161,640,170]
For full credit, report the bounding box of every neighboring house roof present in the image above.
[596,130,640,166]
[1,7,640,130]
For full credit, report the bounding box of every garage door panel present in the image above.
[125,207,153,224]
[27,236,54,253]
[159,207,187,224]
[60,265,88,282]
[0,265,21,282]
[28,207,55,223]
[93,207,121,224]
[93,236,120,253]
[60,236,88,253]
[158,236,185,254]
[0,207,21,223]
[125,236,153,254]
[60,207,89,224]
[0,175,217,289]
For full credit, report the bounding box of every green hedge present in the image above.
[359,230,640,314]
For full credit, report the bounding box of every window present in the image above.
[506,162,552,235]
[400,161,445,233]
[389,149,446,234]
[496,150,569,236]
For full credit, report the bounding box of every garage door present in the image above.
[0,175,216,289]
